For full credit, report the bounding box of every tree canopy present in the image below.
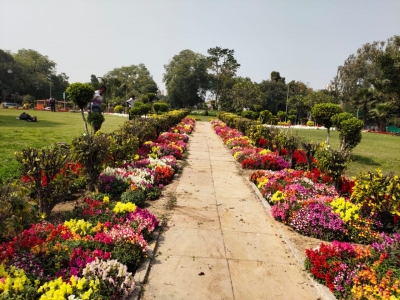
[163,49,209,108]
[207,47,240,109]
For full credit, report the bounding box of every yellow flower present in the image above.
[113,202,137,214]
[103,195,109,204]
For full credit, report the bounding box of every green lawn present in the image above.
[0,109,127,180]
[288,127,400,177]
[1,110,399,180]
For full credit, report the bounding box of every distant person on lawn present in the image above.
[49,97,56,112]
[91,85,107,113]
[19,112,37,122]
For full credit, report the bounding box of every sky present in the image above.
[1,0,399,94]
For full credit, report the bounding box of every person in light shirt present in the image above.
[91,85,106,113]
[126,95,135,120]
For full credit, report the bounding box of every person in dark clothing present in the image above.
[49,97,56,112]
[19,112,37,122]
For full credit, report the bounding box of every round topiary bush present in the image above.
[121,189,147,207]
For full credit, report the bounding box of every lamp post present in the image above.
[7,69,13,103]
[285,84,289,122]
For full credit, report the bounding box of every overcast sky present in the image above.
[1,0,399,93]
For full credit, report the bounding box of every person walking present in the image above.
[91,85,107,113]
[126,95,135,120]
[49,97,56,112]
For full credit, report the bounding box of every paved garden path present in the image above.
[143,122,320,300]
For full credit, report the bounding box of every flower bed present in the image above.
[250,168,400,299]
[0,117,195,299]
[210,118,400,299]
[211,119,291,170]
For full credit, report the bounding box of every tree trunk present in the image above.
[327,127,331,145]
[81,109,89,134]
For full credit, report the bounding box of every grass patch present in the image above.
[291,128,400,177]
[0,109,127,180]
[165,193,177,210]
[187,115,214,122]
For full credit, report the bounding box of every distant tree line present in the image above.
[163,35,399,130]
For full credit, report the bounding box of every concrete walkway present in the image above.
[143,122,320,300]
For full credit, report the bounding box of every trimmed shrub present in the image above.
[121,189,147,207]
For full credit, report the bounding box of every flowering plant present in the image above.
[82,258,136,300]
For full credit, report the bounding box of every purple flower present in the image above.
[289,203,346,240]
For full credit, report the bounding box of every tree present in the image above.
[103,64,158,107]
[259,110,272,124]
[66,83,94,134]
[370,102,392,132]
[370,36,400,111]
[351,88,375,127]
[163,49,209,108]
[330,36,400,105]
[207,47,240,109]
[304,91,337,108]
[311,103,342,144]
[270,71,285,83]
[332,112,364,152]
[231,78,263,111]
[258,80,287,114]
[13,49,57,99]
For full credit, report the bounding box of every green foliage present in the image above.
[113,105,124,113]
[102,64,158,101]
[332,113,363,152]
[71,134,110,192]
[66,82,95,133]
[153,102,169,113]
[231,78,263,110]
[87,112,105,132]
[351,88,375,126]
[270,71,285,83]
[258,80,287,114]
[315,146,349,189]
[66,83,94,110]
[146,187,162,200]
[259,110,272,124]
[275,131,299,167]
[129,102,151,118]
[106,130,139,167]
[312,103,342,144]
[163,49,209,108]
[15,143,77,217]
[253,104,262,112]
[121,189,147,207]
[0,179,38,240]
[241,110,258,120]
[277,110,286,120]
[350,170,400,229]
[301,142,319,171]
[207,47,240,109]
[247,124,279,150]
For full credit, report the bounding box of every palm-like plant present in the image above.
[370,102,391,132]
[352,88,375,127]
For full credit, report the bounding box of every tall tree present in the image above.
[351,88,375,127]
[231,77,263,110]
[103,64,157,106]
[370,35,400,112]
[370,102,392,132]
[207,47,240,109]
[13,49,57,99]
[163,49,209,108]
[330,37,396,104]
[258,80,287,114]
